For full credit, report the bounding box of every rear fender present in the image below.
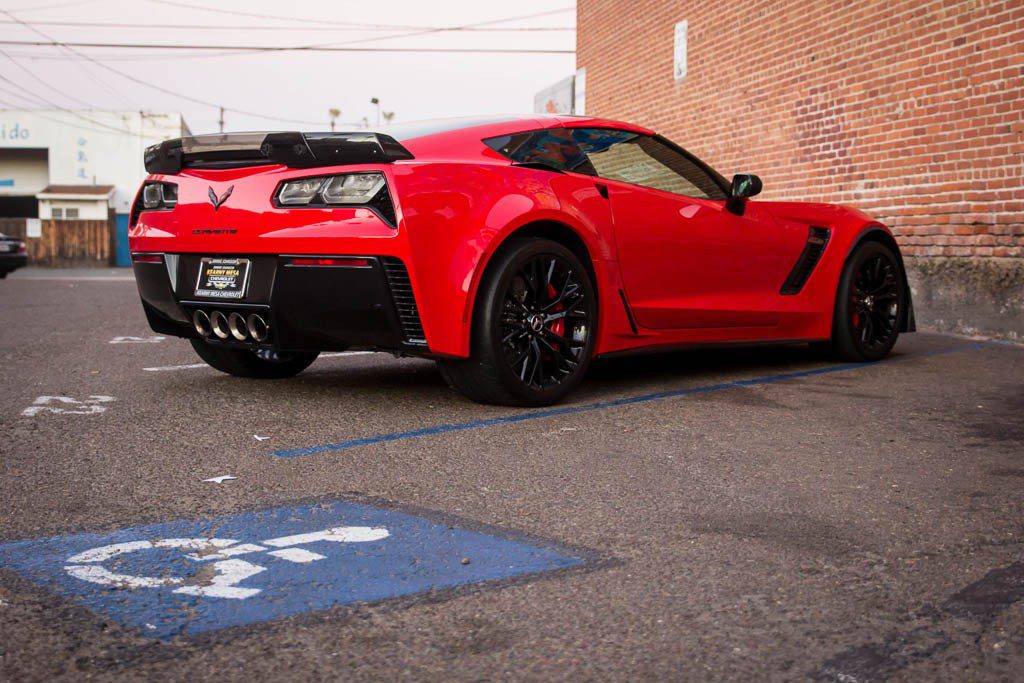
[395,162,616,358]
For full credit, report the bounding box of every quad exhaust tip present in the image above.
[209,310,231,339]
[227,312,249,341]
[246,313,269,342]
[193,309,269,343]
[192,309,212,337]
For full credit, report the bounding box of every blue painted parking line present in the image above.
[0,500,585,640]
[271,342,995,458]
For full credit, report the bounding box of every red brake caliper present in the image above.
[547,283,565,345]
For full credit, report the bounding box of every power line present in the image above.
[0,9,324,125]
[0,83,51,108]
[0,19,575,32]
[5,0,97,13]
[0,39,575,54]
[0,50,102,108]
[141,0,573,31]
[0,7,576,128]
[0,105,147,138]
[0,9,137,109]
[0,67,136,135]
[309,8,576,51]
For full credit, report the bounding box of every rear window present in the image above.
[483,129,596,175]
[384,116,520,142]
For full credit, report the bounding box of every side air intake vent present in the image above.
[780,226,831,295]
[381,257,427,346]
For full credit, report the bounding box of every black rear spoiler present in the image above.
[144,131,414,174]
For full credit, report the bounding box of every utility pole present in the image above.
[218,107,225,134]
[371,97,380,127]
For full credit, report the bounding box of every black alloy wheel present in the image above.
[438,238,597,406]
[850,251,901,352]
[498,253,590,390]
[825,241,905,362]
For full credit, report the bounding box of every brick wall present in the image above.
[577,0,1024,337]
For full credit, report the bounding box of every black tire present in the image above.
[824,241,906,362]
[0,271,8,279]
[438,238,597,406]
[189,340,319,379]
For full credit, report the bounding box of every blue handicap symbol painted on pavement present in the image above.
[0,500,585,639]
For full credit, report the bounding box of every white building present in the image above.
[36,184,115,220]
[0,110,189,264]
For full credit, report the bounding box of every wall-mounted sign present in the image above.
[26,218,41,238]
[674,20,688,81]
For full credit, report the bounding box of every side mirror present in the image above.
[726,174,762,216]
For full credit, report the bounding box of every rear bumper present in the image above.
[133,253,429,354]
[0,253,27,272]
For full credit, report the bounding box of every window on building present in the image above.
[570,129,726,200]
[483,129,596,175]
[51,208,63,219]
[64,207,79,219]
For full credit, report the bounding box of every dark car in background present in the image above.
[0,234,27,278]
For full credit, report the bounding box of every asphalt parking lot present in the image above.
[1,269,1022,681]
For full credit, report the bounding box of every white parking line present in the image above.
[143,363,209,372]
[143,351,376,372]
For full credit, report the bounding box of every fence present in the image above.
[0,217,116,267]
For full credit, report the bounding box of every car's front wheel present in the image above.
[438,238,597,406]
[189,340,319,379]
[823,240,906,362]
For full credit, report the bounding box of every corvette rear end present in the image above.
[131,131,430,358]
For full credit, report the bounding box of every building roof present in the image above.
[39,184,115,196]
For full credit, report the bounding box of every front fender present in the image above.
[758,202,914,335]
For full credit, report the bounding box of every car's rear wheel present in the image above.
[189,340,319,379]
[438,238,597,406]
[823,241,905,362]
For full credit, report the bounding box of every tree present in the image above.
[328,108,341,132]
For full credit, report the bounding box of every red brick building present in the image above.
[577,0,1023,339]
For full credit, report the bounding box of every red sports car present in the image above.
[130,115,914,405]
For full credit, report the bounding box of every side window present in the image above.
[571,128,726,200]
[483,129,596,175]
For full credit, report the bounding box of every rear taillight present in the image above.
[131,182,177,227]
[273,172,396,227]
[18,241,26,253]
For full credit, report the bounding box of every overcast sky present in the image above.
[0,0,576,134]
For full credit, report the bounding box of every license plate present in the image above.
[0,243,12,253]
[195,257,250,299]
